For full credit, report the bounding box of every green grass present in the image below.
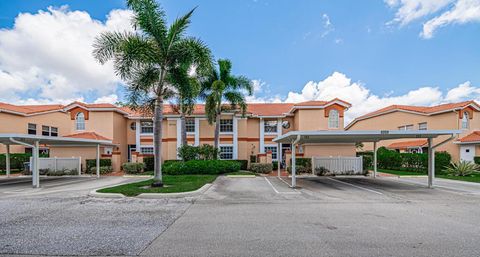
[377,169,426,176]
[226,170,256,176]
[437,173,480,183]
[97,175,217,196]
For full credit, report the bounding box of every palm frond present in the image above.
[218,59,232,83]
[165,7,196,51]
[127,0,168,46]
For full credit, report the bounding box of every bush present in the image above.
[122,163,145,174]
[86,159,112,172]
[474,156,480,165]
[444,161,479,176]
[374,147,451,174]
[357,152,373,171]
[0,153,47,171]
[143,156,154,171]
[89,166,113,175]
[250,155,257,163]
[47,168,79,176]
[287,165,311,174]
[250,163,273,174]
[177,144,218,161]
[272,161,278,170]
[287,158,312,173]
[163,160,240,175]
[163,159,181,167]
[226,160,248,170]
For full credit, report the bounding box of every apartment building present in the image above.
[346,101,480,162]
[0,99,355,171]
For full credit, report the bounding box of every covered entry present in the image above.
[273,130,461,188]
[0,134,114,188]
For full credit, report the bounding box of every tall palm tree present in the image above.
[93,0,212,187]
[202,59,253,149]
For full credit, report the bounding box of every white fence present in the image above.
[311,156,364,175]
[30,157,81,176]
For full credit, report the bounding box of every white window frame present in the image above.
[418,122,427,130]
[462,112,469,129]
[76,112,85,131]
[140,120,154,134]
[140,146,154,155]
[219,145,234,160]
[219,119,234,134]
[185,118,195,134]
[398,124,414,131]
[264,120,278,134]
[328,109,339,129]
[42,125,50,136]
[28,123,37,135]
[264,145,278,160]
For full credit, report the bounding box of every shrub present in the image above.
[163,159,181,167]
[444,161,479,176]
[89,166,113,175]
[272,161,278,170]
[250,155,257,163]
[122,163,145,174]
[250,163,273,174]
[230,160,248,170]
[0,153,47,171]
[177,144,219,161]
[86,159,112,172]
[474,156,480,165]
[287,165,311,174]
[374,147,451,174]
[47,168,79,176]
[143,156,154,171]
[287,158,312,173]
[163,160,240,175]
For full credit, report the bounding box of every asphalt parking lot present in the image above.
[2,175,480,257]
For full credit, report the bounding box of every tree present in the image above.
[93,0,212,186]
[201,59,253,149]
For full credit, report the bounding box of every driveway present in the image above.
[142,176,480,257]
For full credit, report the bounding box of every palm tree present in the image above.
[93,0,212,187]
[202,59,253,149]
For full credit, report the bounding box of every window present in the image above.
[264,145,278,160]
[219,146,233,160]
[220,119,233,133]
[418,122,427,130]
[264,120,278,133]
[140,147,154,155]
[141,121,153,134]
[462,112,469,129]
[28,123,37,135]
[76,112,85,130]
[51,127,58,137]
[185,118,195,133]
[42,126,50,136]
[398,125,414,131]
[328,109,339,128]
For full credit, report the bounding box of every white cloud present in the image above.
[321,13,334,38]
[386,0,480,38]
[94,94,119,104]
[0,6,133,104]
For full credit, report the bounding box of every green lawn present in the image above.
[98,175,217,196]
[437,173,480,183]
[377,169,426,176]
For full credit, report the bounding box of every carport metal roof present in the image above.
[272,130,461,189]
[0,133,115,188]
[272,130,462,144]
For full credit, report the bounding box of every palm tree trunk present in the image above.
[180,111,187,146]
[152,96,164,187]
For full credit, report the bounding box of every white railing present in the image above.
[311,156,363,175]
[30,157,81,175]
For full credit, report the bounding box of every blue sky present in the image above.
[0,0,479,120]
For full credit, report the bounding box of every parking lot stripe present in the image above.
[327,177,384,195]
[264,177,279,194]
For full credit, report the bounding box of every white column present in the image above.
[277,142,281,177]
[373,141,377,178]
[176,118,181,159]
[428,138,435,188]
[96,144,100,178]
[135,120,141,150]
[194,118,200,146]
[291,143,296,188]
[6,144,10,177]
[259,118,265,153]
[33,141,40,188]
[78,157,81,176]
[233,117,238,159]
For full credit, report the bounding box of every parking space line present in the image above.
[264,177,279,194]
[327,177,384,195]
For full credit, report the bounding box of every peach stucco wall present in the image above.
[303,144,356,157]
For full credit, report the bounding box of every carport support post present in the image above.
[277,142,281,177]
[291,143,296,188]
[33,141,40,188]
[373,141,377,178]
[428,138,435,188]
[6,144,10,177]
[96,144,100,178]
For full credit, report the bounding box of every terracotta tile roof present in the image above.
[387,139,428,150]
[458,131,480,143]
[0,102,64,114]
[63,132,111,141]
[355,100,478,121]
[294,100,327,106]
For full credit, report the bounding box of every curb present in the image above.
[226,175,256,178]
[88,181,213,199]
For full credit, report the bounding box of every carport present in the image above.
[0,134,114,188]
[273,130,461,188]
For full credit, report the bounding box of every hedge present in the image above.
[225,160,248,170]
[250,163,273,174]
[287,158,312,173]
[357,152,373,172]
[376,147,451,174]
[474,156,480,165]
[144,156,154,171]
[86,159,112,173]
[122,163,145,174]
[0,153,47,171]
[163,160,240,175]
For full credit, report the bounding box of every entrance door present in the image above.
[460,145,475,162]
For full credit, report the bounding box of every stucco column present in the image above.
[428,138,435,188]
[233,116,238,159]
[6,144,10,177]
[259,118,265,153]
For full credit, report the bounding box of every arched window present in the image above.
[462,111,469,129]
[76,112,85,130]
[328,109,339,129]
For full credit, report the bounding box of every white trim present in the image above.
[233,117,238,159]
[176,118,181,159]
[218,144,234,160]
[259,118,265,153]
[264,144,279,160]
[135,120,140,150]
[194,118,200,146]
